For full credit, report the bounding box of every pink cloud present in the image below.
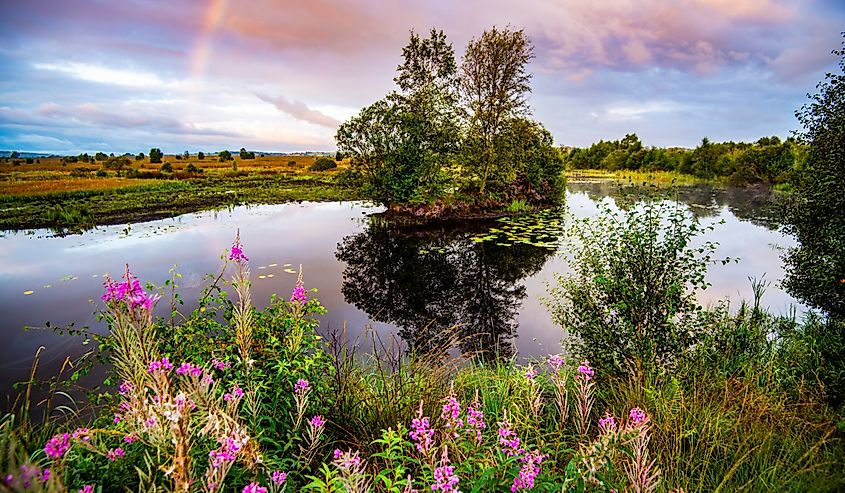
[255,92,340,129]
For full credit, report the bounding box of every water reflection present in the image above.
[336,218,559,360]
[568,181,781,230]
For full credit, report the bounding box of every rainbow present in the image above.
[189,0,229,78]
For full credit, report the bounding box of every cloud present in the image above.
[255,92,341,129]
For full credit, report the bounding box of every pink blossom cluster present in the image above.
[308,415,325,428]
[44,433,71,459]
[271,471,287,485]
[290,285,307,304]
[498,420,524,458]
[107,447,125,461]
[599,413,617,433]
[332,448,363,470]
[431,463,460,492]
[409,413,434,455]
[242,483,266,493]
[576,361,595,381]
[209,435,247,468]
[630,407,647,425]
[511,450,545,492]
[72,428,91,442]
[118,380,134,395]
[465,404,486,444]
[102,269,160,310]
[294,378,310,394]
[2,465,51,490]
[224,385,244,402]
[78,486,94,493]
[212,359,231,371]
[523,366,538,383]
[148,357,174,374]
[229,239,249,263]
[176,362,203,377]
[441,393,464,432]
[546,354,565,372]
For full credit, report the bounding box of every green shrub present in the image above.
[160,162,173,173]
[309,156,338,172]
[185,163,200,173]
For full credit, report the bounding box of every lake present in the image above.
[0,181,801,410]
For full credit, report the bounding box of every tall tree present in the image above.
[783,34,845,320]
[460,26,535,194]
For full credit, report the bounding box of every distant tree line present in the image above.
[336,27,565,209]
[565,133,805,186]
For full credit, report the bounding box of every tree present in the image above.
[95,152,108,161]
[197,152,205,160]
[783,34,845,320]
[135,152,144,161]
[460,26,535,194]
[149,148,163,164]
[239,148,255,159]
[218,150,232,162]
[10,151,19,159]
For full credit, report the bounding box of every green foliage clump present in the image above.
[239,147,256,160]
[546,192,727,376]
[160,162,173,173]
[185,163,200,174]
[218,150,232,162]
[309,157,337,172]
[149,148,163,164]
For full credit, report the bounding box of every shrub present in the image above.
[546,191,728,376]
[149,148,163,164]
[309,156,338,172]
[69,167,95,177]
[160,162,173,173]
[95,169,108,177]
[185,163,200,173]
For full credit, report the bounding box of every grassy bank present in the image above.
[566,168,715,186]
[0,155,360,232]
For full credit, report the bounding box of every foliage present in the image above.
[160,162,173,173]
[218,150,232,162]
[546,192,728,376]
[309,157,338,172]
[782,33,845,320]
[240,148,256,160]
[198,152,205,160]
[149,148,163,164]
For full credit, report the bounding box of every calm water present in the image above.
[0,182,800,409]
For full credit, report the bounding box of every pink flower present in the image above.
[229,233,249,263]
[466,404,486,444]
[599,413,616,433]
[41,469,50,482]
[176,362,203,377]
[332,449,362,470]
[547,354,565,372]
[523,366,538,383]
[309,415,325,428]
[44,433,71,459]
[271,471,287,485]
[409,411,434,455]
[290,286,307,304]
[224,385,244,402]
[124,435,137,444]
[212,359,231,371]
[294,379,310,394]
[101,268,160,310]
[432,463,460,492]
[107,448,125,461]
[511,450,545,492]
[78,486,93,493]
[576,361,595,381]
[630,407,647,425]
[118,380,134,395]
[72,428,91,442]
[498,419,524,457]
[148,357,173,374]
[242,483,266,493]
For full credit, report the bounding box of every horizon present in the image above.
[1,0,843,154]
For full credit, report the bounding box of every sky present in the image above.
[1,0,843,154]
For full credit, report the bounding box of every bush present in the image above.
[95,169,108,177]
[546,191,727,376]
[149,148,163,164]
[185,163,200,173]
[309,156,338,172]
[69,167,95,177]
[160,162,173,173]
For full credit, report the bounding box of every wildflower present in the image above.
[576,360,595,381]
[3,474,11,485]
[144,416,157,428]
[107,448,125,461]
[242,483,266,493]
[332,449,363,470]
[309,415,325,428]
[441,385,463,434]
[72,428,91,442]
[294,379,310,394]
[547,354,565,372]
[118,380,134,395]
[512,450,545,492]
[148,357,173,374]
[523,365,538,383]
[409,405,434,455]
[176,362,203,377]
[44,433,71,459]
[465,403,486,444]
[229,232,249,262]
[41,469,50,482]
[212,359,231,371]
[113,413,122,424]
[290,267,307,304]
[224,385,244,402]
[599,413,617,433]
[78,486,93,493]
[271,471,287,485]
[630,407,647,425]
[432,448,460,492]
[124,434,137,443]
[102,267,160,310]
[498,418,524,457]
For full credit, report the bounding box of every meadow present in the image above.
[0,155,358,232]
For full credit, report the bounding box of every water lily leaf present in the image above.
[23,290,34,295]
[284,268,296,274]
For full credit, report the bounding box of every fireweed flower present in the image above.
[547,354,565,372]
[72,428,91,442]
[78,486,94,493]
[294,379,310,394]
[271,471,287,485]
[309,415,325,428]
[107,448,125,461]
[576,361,595,381]
[432,449,460,493]
[465,403,486,444]
[229,232,249,263]
[441,385,464,434]
[599,413,617,433]
[176,362,203,377]
[409,403,434,455]
[243,483,266,493]
[290,267,307,304]
[124,435,138,443]
[44,433,71,459]
[498,418,524,457]
[630,407,647,425]
[224,385,244,402]
[332,449,362,470]
[212,359,231,371]
[102,267,161,310]
[148,357,173,374]
[41,469,50,482]
[523,365,538,383]
[512,450,545,492]
[118,380,134,395]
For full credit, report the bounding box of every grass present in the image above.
[568,168,714,186]
[0,154,360,232]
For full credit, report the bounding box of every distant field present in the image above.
[0,154,347,196]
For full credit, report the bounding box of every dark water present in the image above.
[0,182,800,410]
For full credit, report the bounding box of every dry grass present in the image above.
[0,177,159,196]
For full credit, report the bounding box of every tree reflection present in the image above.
[335,218,557,360]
